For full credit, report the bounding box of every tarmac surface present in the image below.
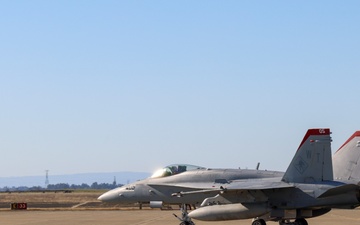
[0,192,359,225]
[0,209,360,225]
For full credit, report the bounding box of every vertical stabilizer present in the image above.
[333,131,360,181]
[282,128,333,183]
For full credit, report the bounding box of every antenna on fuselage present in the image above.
[256,162,260,170]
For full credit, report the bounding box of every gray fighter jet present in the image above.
[98,163,285,223]
[98,164,284,205]
[98,129,360,225]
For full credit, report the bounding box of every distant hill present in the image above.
[0,172,151,188]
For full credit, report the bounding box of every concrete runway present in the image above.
[0,209,359,225]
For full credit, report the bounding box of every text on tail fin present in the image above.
[297,128,331,151]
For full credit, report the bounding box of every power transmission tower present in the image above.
[45,170,49,188]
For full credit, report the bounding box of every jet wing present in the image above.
[149,177,294,197]
[148,182,224,189]
[224,177,294,190]
[177,178,295,207]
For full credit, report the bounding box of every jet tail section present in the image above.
[333,131,360,181]
[282,128,333,183]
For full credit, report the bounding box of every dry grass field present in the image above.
[0,190,138,210]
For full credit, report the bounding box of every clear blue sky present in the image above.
[0,1,359,177]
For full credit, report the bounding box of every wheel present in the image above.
[295,218,308,225]
[180,222,195,225]
[278,219,289,225]
[252,219,266,225]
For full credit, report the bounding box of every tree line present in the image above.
[47,182,122,190]
[0,182,122,192]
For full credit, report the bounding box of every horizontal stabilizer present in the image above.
[318,184,359,198]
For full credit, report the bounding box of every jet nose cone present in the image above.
[97,193,107,201]
[98,190,119,202]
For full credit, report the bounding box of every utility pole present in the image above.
[45,170,49,188]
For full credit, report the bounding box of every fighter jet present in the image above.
[98,129,360,225]
[186,129,360,225]
[98,165,285,224]
[98,152,285,223]
[97,165,284,207]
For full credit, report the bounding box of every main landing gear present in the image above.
[279,218,308,225]
[251,218,308,225]
[252,219,266,225]
[173,204,195,225]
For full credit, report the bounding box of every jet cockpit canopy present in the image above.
[151,164,205,178]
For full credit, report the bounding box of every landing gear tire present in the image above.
[295,218,308,225]
[252,219,266,225]
[279,218,308,225]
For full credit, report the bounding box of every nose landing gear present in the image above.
[173,204,195,225]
